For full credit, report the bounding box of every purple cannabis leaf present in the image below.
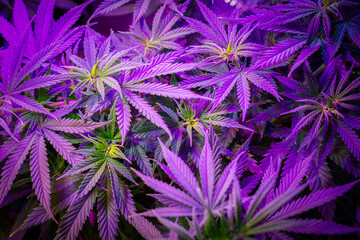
[269,180,360,222]
[186,0,264,65]
[113,1,191,56]
[281,61,360,162]
[0,0,91,59]
[266,0,357,40]
[66,29,141,100]
[234,159,360,238]
[333,13,360,50]
[251,36,307,71]
[336,121,360,161]
[0,115,106,221]
[249,218,358,235]
[43,118,108,133]
[42,128,83,165]
[54,190,97,240]
[55,131,137,240]
[29,134,56,222]
[0,16,18,46]
[133,130,246,225]
[34,0,56,50]
[89,0,131,22]
[0,133,36,210]
[186,67,281,121]
[108,51,211,143]
[0,1,91,140]
[132,0,151,26]
[1,0,360,239]
[146,98,250,162]
[132,216,163,240]
[97,185,119,240]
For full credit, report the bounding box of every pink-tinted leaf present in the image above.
[346,22,360,48]
[128,51,195,83]
[151,4,166,37]
[286,110,320,140]
[241,173,264,194]
[15,39,64,83]
[307,12,321,39]
[322,12,331,41]
[108,159,135,183]
[52,102,78,119]
[59,158,98,180]
[185,16,222,46]
[343,115,360,130]
[15,176,79,234]
[305,112,323,148]
[103,62,143,76]
[160,27,194,41]
[149,193,183,208]
[5,27,30,89]
[130,145,153,176]
[12,0,36,57]
[248,184,309,229]
[10,205,48,237]
[48,25,86,60]
[277,76,308,95]
[284,219,358,234]
[245,160,278,221]
[134,62,196,83]
[202,116,251,131]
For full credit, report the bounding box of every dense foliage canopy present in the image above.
[0,0,359,239]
